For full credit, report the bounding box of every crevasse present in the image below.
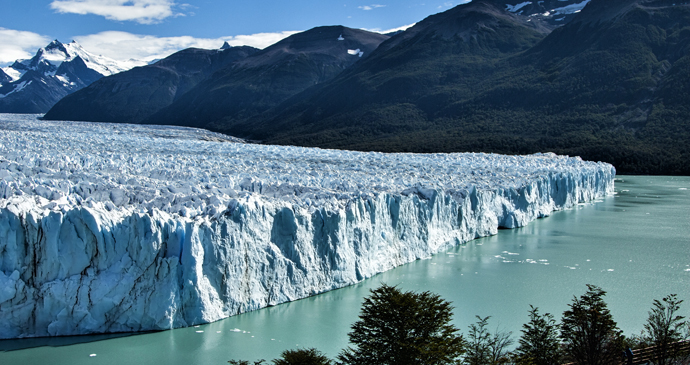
[0,115,615,339]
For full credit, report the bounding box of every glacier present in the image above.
[0,114,615,339]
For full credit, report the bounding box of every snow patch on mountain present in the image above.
[0,81,31,99]
[0,114,615,338]
[549,0,590,15]
[506,2,532,12]
[55,74,73,86]
[1,67,22,83]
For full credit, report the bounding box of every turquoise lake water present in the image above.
[1,175,688,364]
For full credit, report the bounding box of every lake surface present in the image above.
[1,175,688,364]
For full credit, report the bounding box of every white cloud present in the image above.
[0,28,51,65]
[74,30,300,62]
[358,4,386,10]
[225,31,301,50]
[50,0,181,24]
[365,23,416,34]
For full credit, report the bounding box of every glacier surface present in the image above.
[0,114,615,339]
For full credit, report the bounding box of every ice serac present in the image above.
[0,114,615,339]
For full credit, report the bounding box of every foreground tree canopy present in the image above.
[514,306,561,365]
[228,284,689,365]
[643,294,690,365]
[560,284,624,365]
[338,284,466,365]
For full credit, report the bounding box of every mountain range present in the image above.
[43,0,690,175]
[0,40,144,113]
[44,45,261,123]
[45,26,391,126]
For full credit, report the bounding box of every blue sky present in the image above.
[0,0,469,66]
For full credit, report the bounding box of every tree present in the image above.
[229,348,331,365]
[643,294,690,365]
[464,316,492,365]
[273,348,332,365]
[489,327,514,364]
[560,284,623,365]
[337,284,465,365]
[513,305,561,365]
[463,316,513,365]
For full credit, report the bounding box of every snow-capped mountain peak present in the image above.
[0,40,146,113]
[2,40,145,83]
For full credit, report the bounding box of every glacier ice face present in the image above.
[0,114,616,338]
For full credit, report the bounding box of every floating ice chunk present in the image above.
[89,354,97,357]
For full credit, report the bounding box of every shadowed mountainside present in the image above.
[143,26,390,130]
[43,46,259,123]
[239,0,690,175]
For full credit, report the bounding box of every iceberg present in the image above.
[0,114,615,339]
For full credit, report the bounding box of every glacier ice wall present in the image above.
[0,114,616,338]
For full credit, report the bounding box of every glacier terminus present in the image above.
[0,114,615,339]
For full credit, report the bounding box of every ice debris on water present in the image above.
[0,114,615,339]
